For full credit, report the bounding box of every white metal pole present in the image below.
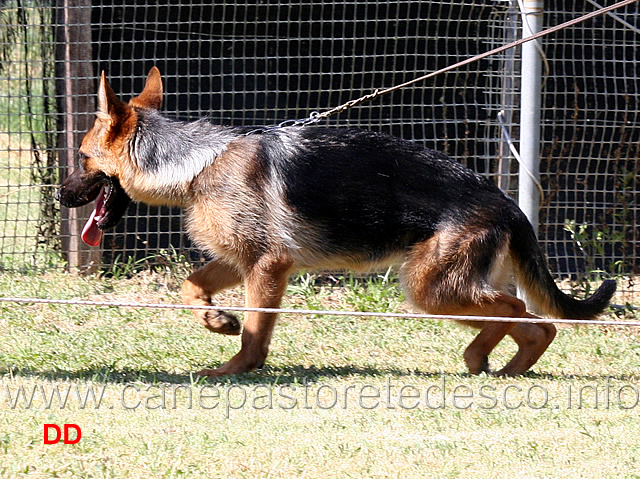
[518,0,544,236]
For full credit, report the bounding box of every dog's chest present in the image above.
[184,196,267,263]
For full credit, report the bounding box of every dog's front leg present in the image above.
[197,255,293,377]
[181,258,243,335]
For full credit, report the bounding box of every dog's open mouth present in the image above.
[81,178,132,246]
[81,185,109,246]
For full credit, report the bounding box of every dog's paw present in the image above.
[200,310,242,335]
[464,352,491,375]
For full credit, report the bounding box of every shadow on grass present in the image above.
[0,366,194,385]
[2,363,638,385]
[1,363,458,385]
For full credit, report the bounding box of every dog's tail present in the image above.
[508,213,616,320]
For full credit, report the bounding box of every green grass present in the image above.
[0,271,640,478]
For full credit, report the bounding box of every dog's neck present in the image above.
[125,110,240,206]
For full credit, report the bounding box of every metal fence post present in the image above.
[518,0,544,237]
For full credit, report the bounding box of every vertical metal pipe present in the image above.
[518,0,544,236]
[498,1,520,193]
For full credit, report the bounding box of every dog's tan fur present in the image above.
[56,68,616,378]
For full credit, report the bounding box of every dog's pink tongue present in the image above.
[81,187,106,247]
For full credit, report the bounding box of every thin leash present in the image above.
[247,0,638,132]
[1,296,638,327]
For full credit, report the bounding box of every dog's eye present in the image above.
[77,152,89,167]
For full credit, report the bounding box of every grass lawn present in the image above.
[1,270,639,478]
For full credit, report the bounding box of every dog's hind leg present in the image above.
[197,254,293,377]
[181,258,243,335]
[416,293,523,374]
[453,293,525,375]
[402,230,546,376]
[436,295,556,376]
[496,319,557,376]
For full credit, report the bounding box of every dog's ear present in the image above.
[97,71,129,122]
[130,66,163,110]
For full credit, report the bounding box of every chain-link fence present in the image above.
[0,0,638,296]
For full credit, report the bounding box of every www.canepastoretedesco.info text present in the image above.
[3,377,639,417]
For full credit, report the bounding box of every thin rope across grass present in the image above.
[0,296,638,327]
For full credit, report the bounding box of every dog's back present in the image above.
[258,127,515,263]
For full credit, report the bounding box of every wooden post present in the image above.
[55,0,101,272]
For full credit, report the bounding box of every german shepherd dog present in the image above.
[56,67,616,377]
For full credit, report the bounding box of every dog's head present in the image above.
[55,67,164,246]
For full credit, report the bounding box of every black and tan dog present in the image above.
[56,67,616,377]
